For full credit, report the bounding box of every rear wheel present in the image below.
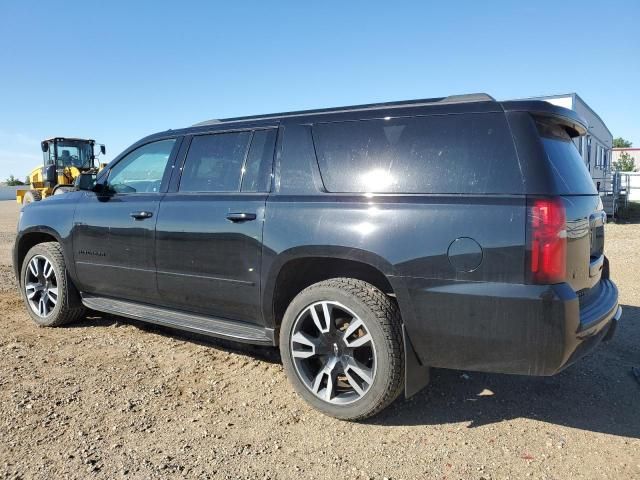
[20,242,85,327]
[280,278,404,420]
[22,190,42,205]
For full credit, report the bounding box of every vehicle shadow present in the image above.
[372,304,640,439]
[69,312,282,364]
[614,201,640,224]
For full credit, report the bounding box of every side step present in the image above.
[81,294,275,345]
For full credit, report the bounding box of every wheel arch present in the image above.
[263,246,410,335]
[14,228,64,282]
[264,247,430,400]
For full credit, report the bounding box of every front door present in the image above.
[72,138,180,303]
[155,128,277,325]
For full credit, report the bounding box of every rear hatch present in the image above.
[532,120,604,292]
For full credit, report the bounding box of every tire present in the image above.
[280,278,404,420]
[53,185,74,195]
[22,190,42,205]
[20,242,86,327]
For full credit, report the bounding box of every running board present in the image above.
[81,294,274,345]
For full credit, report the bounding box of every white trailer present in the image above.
[519,93,616,214]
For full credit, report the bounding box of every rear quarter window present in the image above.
[537,122,597,195]
[312,113,521,194]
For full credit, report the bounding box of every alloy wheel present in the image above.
[24,255,58,317]
[290,301,377,405]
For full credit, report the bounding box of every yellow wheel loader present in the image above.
[17,137,106,205]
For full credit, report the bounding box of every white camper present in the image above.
[519,93,620,214]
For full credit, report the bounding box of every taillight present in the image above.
[528,197,567,284]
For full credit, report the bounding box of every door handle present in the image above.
[226,212,257,222]
[130,211,153,220]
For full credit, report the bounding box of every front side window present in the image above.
[179,132,252,192]
[107,139,176,194]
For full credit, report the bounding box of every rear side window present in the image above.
[312,113,520,194]
[179,132,251,192]
[537,122,597,195]
[241,129,277,192]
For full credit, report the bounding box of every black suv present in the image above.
[14,93,621,420]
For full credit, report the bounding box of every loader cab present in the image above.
[41,138,103,171]
[17,137,107,205]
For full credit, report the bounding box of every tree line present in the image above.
[613,137,636,172]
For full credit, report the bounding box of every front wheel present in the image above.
[22,190,42,204]
[280,278,404,420]
[53,185,74,195]
[20,242,86,327]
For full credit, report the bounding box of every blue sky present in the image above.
[1,0,638,180]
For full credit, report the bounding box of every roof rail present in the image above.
[440,93,495,104]
[192,93,495,127]
[191,118,221,127]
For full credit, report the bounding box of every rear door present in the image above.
[72,138,180,303]
[154,127,277,324]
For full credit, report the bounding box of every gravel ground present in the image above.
[0,199,638,479]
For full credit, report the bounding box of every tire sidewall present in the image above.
[20,245,66,327]
[280,283,397,420]
[53,186,73,195]
[23,190,42,204]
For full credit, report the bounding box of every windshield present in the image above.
[55,141,94,169]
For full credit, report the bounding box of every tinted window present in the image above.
[538,123,597,195]
[312,113,520,194]
[241,129,277,192]
[179,132,251,192]
[108,139,176,194]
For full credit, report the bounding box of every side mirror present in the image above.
[100,145,106,155]
[75,172,98,191]
[41,142,49,153]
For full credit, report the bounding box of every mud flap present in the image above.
[603,306,622,342]
[402,324,430,398]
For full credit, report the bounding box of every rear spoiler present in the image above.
[501,100,588,137]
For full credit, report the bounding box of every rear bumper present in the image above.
[401,277,620,376]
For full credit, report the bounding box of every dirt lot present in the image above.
[0,200,638,480]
